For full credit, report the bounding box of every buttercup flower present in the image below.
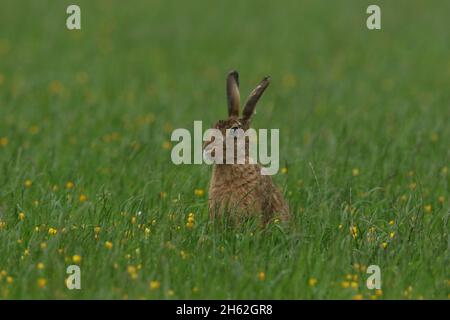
[72,255,81,264]
[186,213,195,228]
[37,278,47,288]
[258,271,266,281]
[0,137,8,147]
[308,278,318,287]
[149,280,160,290]
[105,241,113,249]
[350,226,358,239]
[66,181,74,189]
[194,189,205,196]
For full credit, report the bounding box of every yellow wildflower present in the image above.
[48,227,57,236]
[72,255,81,264]
[66,181,74,189]
[350,226,358,239]
[0,137,8,147]
[308,278,318,287]
[194,189,205,196]
[127,265,138,279]
[149,280,160,290]
[105,241,113,249]
[258,271,266,281]
[37,278,47,288]
[186,221,194,229]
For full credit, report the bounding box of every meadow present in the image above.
[0,0,448,299]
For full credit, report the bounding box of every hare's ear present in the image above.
[242,76,271,121]
[226,70,240,117]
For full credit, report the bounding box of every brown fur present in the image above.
[206,71,290,224]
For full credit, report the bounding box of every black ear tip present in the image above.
[228,70,239,78]
[264,76,271,82]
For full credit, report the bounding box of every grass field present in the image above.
[0,0,449,299]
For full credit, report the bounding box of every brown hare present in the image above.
[205,70,290,224]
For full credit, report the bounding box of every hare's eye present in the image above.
[230,126,240,136]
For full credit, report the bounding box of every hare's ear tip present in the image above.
[264,76,271,82]
[228,70,239,76]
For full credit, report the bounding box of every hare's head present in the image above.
[204,71,271,162]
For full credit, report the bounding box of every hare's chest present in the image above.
[208,166,263,214]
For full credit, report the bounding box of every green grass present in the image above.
[0,0,449,299]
